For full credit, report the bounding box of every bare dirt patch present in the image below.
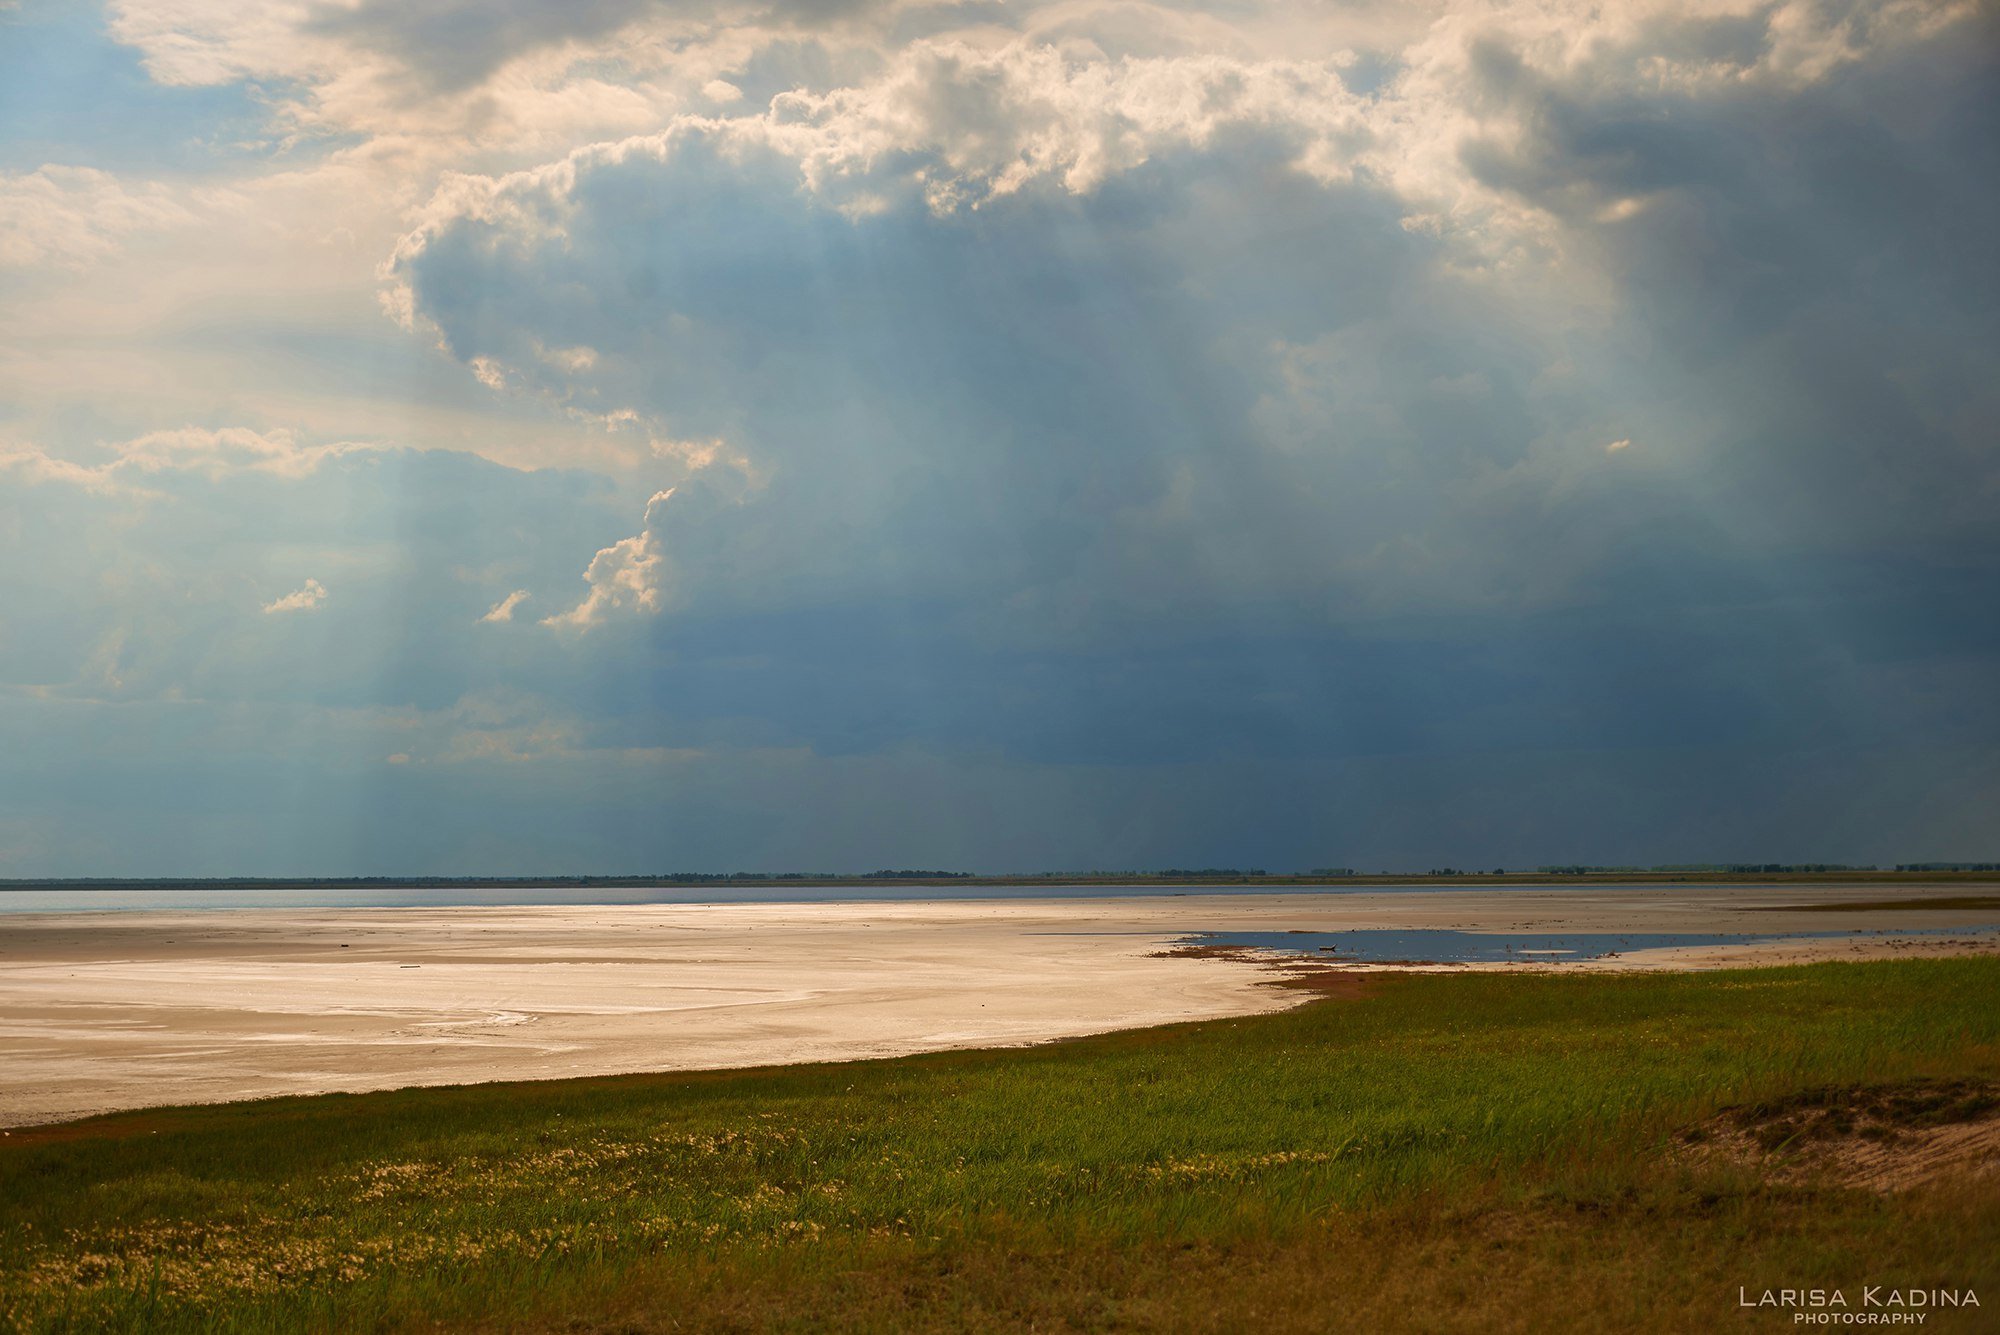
[1681,1079,2000,1192]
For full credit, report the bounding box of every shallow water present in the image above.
[1184,926,2000,963]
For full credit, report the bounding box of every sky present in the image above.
[1,0,1996,876]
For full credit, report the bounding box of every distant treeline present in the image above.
[1020,868,1284,879]
[660,872,837,882]
[1537,863,1883,875]
[8,865,1996,893]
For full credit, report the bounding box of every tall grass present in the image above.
[4,958,1998,1332]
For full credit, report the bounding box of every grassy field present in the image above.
[4,958,1998,1333]
[1755,896,2000,913]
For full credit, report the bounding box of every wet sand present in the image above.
[3,883,1995,1127]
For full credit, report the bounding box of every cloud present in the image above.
[91,0,1983,231]
[0,165,195,270]
[376,0,2000,752]
[0,445,131,493]
[379,104,1572,631]
[482,589,533,622]
[0,433,642,709]
[761,42,1373,206]
[544,488,676,629]
[357,0,1986,301]
[101,0,690,167]
[307,0,658,94]
[5,0,1995,874]
[0,427,366,493]
[379,42,1375,281]
[119,426,361,478]
[104,1,325,89]
[263,577,328,613]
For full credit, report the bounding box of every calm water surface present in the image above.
[1186,926,2000,963]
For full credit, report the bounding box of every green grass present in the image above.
[5,958,2000,1332]
[1752,895,2000,913]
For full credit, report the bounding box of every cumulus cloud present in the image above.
[93,0,1986,232]
[379,41,1373,290]
[544,489,676,629]
[351,0,1989,300]
[263,578,328,613]
[763,43,1373,207]
[389,0,2000,589]
[482,589,532,622]
[360,0,2000,811]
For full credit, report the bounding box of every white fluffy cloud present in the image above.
[263,577,328,613]
[761,44,1371,207]
[380,42,1372,281]
[543,488,677,629]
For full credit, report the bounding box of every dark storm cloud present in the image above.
[8,0,1993,874]
[372,2,2000,867]
[1458,5,2000,545]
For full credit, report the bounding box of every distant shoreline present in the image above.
[3,869,1997,893]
